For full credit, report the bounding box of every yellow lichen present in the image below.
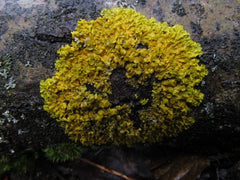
[40,8,208,146]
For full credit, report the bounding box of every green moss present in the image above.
[40,8,208,146]
[0,149,38,175]
[43,143,83,162]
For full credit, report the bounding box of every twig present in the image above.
[78,157,136,180]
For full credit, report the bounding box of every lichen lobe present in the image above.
[40,8,208,146]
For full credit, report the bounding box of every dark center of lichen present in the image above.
[109,68,135,105]
[109,68,153,128]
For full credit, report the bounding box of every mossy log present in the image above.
[0,0,239,156]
